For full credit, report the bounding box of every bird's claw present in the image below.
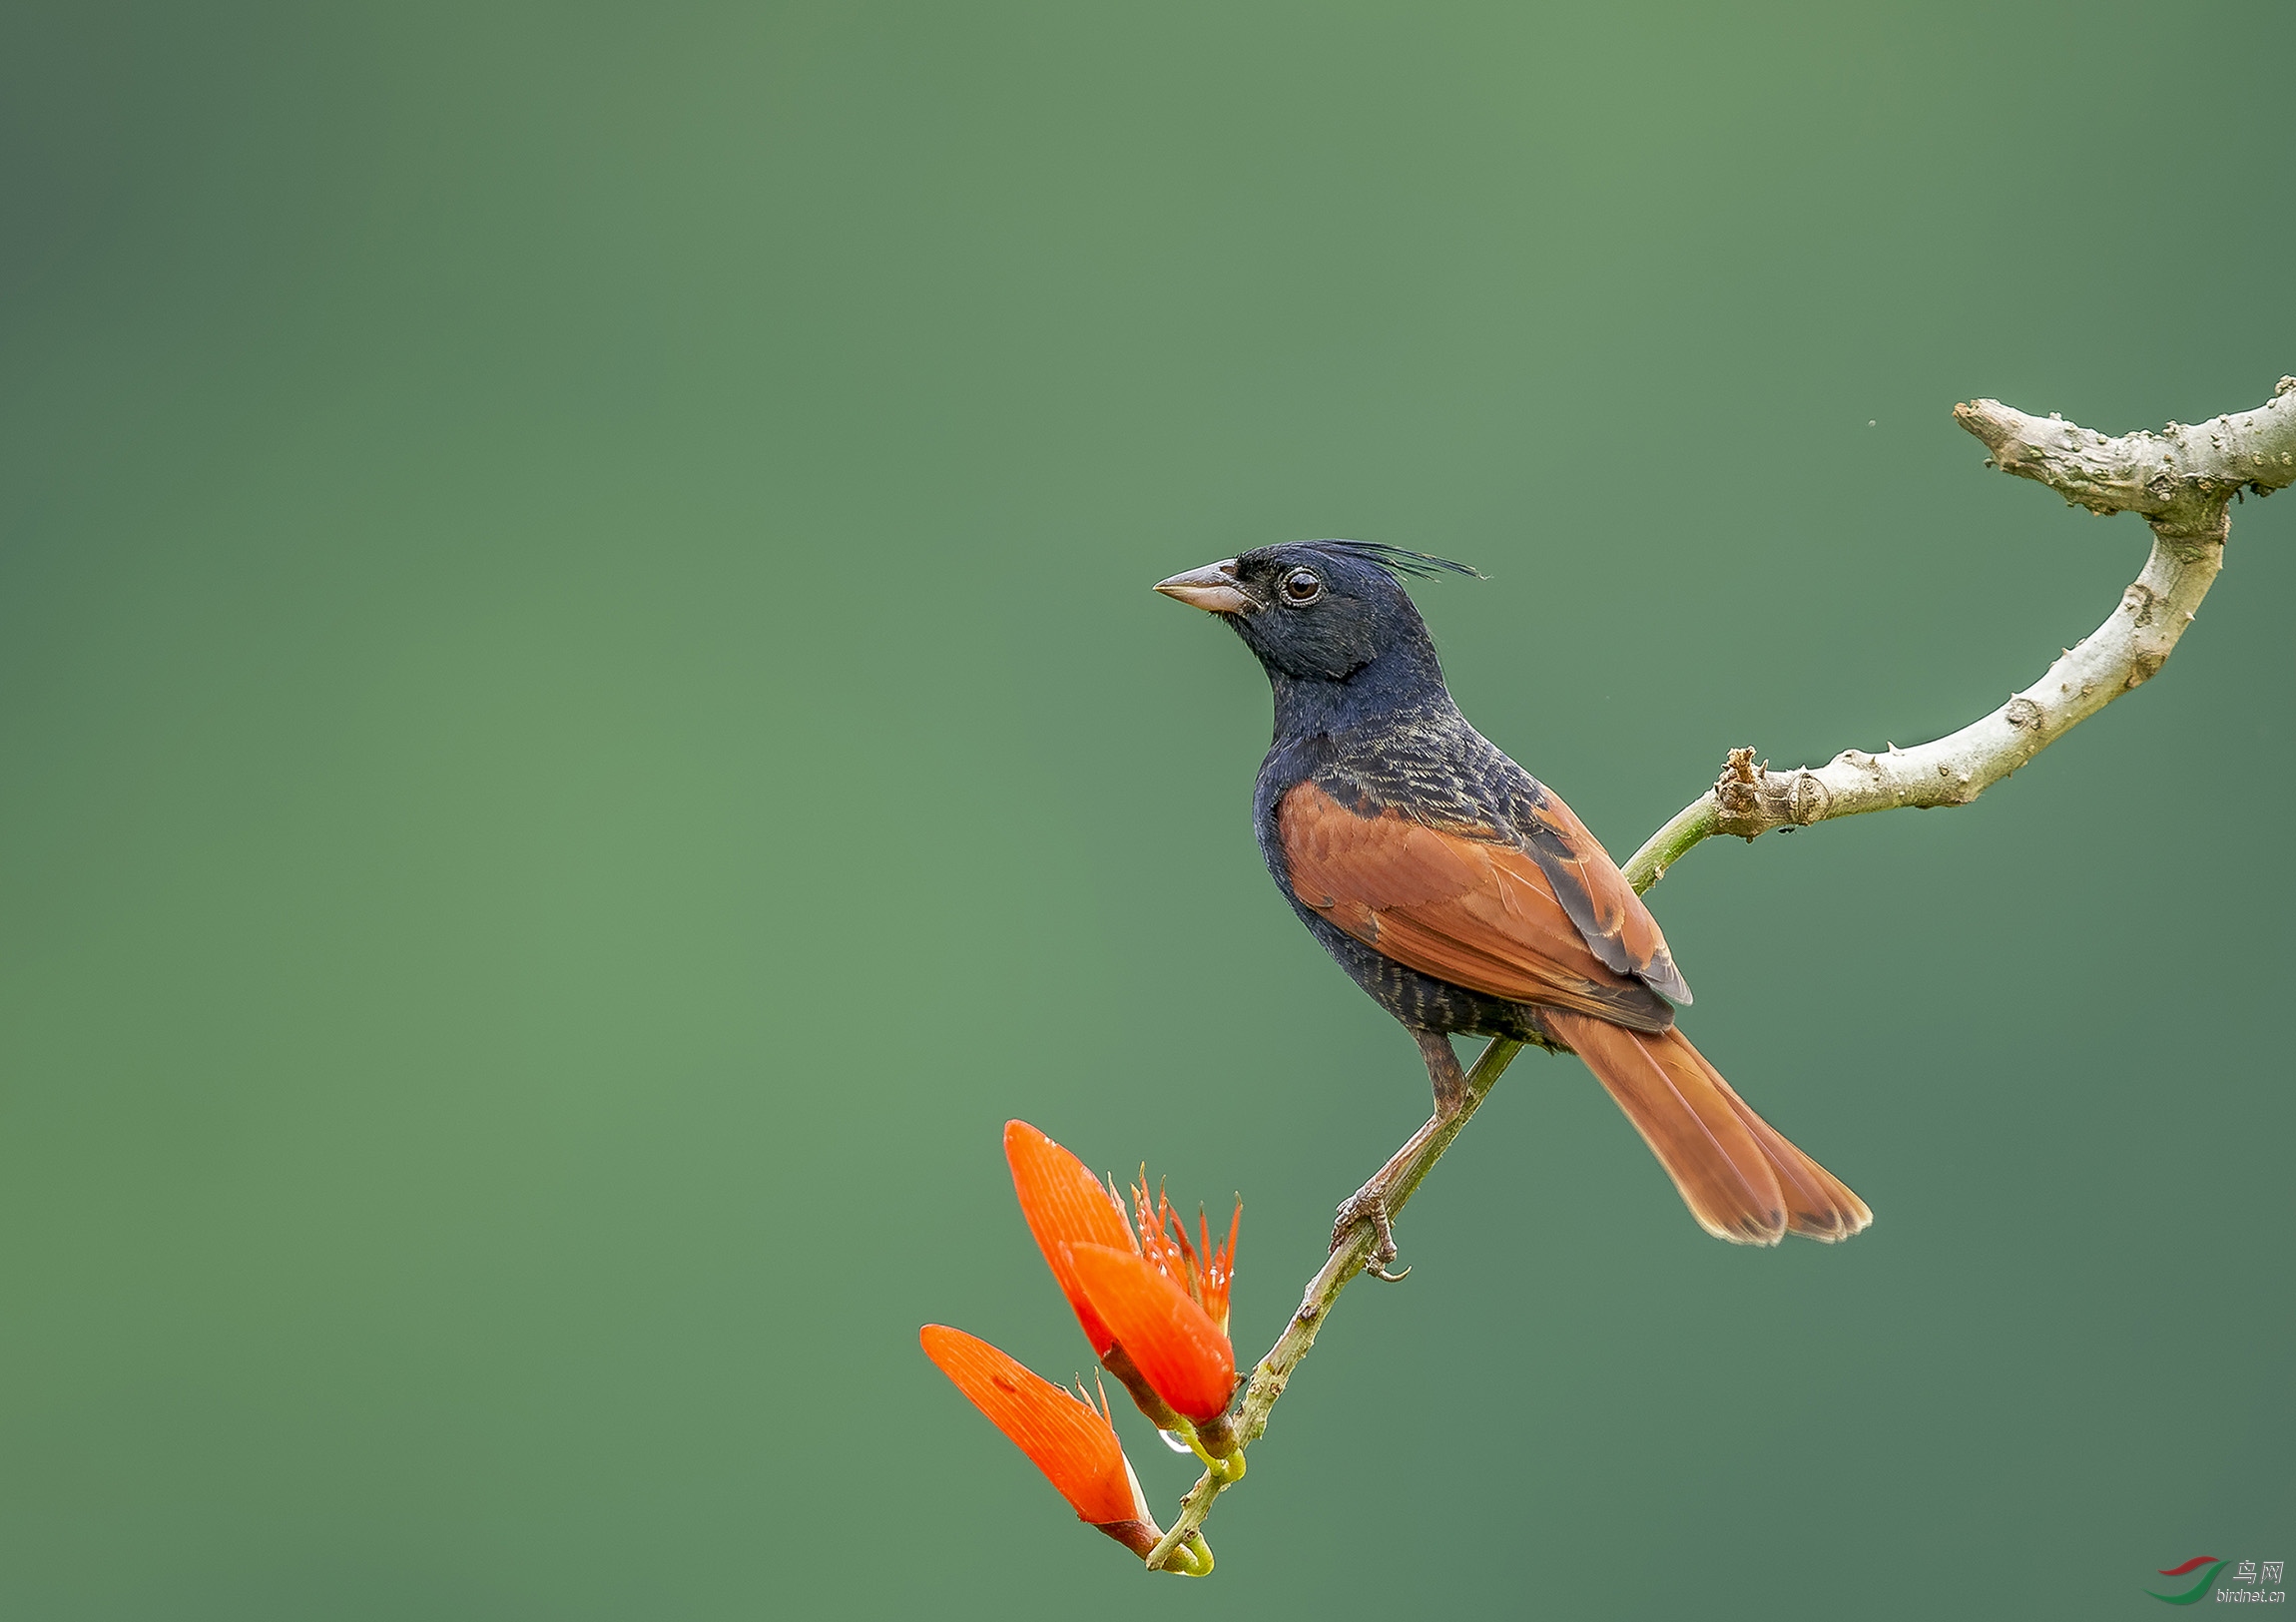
[1332,1186,1409,1282]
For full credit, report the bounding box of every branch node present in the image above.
[1787,769,1828,824]
[1707,747,1834,838]
[1712,747,1766,839]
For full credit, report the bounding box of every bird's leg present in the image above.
[1420,1027,1470,1116]
[1331,1031,1468,1280]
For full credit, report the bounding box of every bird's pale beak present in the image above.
[1153,559,1252,614]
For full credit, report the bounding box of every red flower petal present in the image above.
[1003,1121,1135,1354]
[919,1326,1144,1526]
[1065,1243,1237,1425]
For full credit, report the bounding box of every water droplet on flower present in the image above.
[1158,1428,1194,1454]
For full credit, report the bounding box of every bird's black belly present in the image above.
[1290,899,1557,1049]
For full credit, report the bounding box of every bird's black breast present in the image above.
[1257,705,1556,864]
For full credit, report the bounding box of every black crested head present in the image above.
[1153,539,1478,724]
[1233,540,1474,682]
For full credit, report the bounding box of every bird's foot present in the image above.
[1332,1181,1409,1281]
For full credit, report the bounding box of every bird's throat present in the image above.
[1267,644,1448,743]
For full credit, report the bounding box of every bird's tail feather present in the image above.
[1542,1009,1871,1246]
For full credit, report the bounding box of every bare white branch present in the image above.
[1962,378,2296,532]
[1623,377,2292,886]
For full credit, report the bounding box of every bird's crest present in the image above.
[1304,540,1483,582]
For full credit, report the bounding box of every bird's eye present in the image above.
[1281,569,1323,605]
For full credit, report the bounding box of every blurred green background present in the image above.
[2,2,2290,1617]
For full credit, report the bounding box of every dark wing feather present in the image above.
[1508,782,1691,1004]
[1279,782,1674,1032]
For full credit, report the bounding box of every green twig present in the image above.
[1620,793,1718,893]
[1144,1033,1524,1569]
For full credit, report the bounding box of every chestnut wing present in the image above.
[1279,781,1674,1032]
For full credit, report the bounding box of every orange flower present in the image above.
[1001,1120,1246,1459]
[919,1325,1162,1557]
